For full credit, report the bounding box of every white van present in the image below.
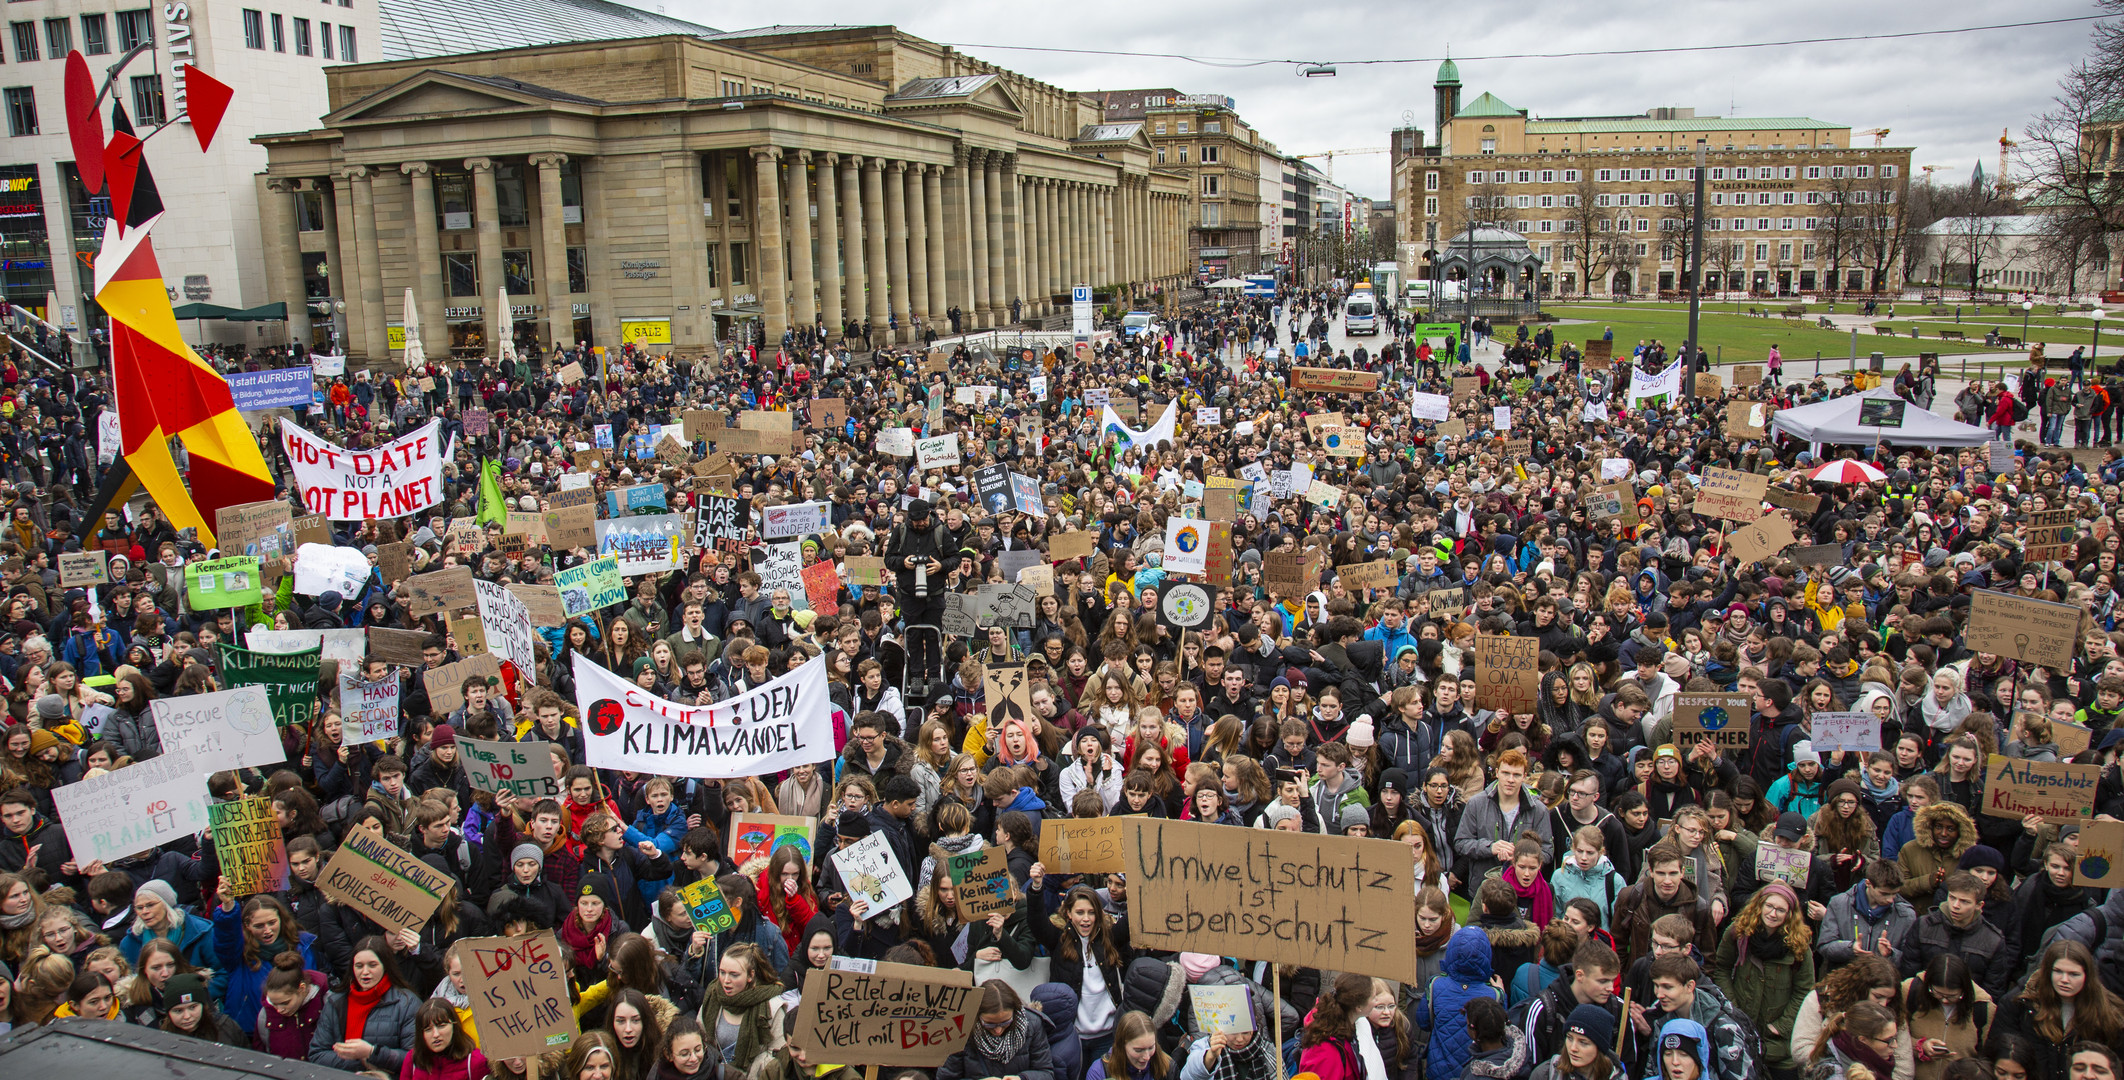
[1344,293,1379,335]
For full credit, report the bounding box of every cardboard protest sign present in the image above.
[811,397,846,433]
[1810,711,1881,754]
[1726,400,1770,440]
[211,796,289,895]
[2055,719,2095,760]
[423,652,504,716]
[278,418,445,520]
[1983,755,2101,821]
[1735,365,1763,386]
[460,736,562,800]
[1338,559,1399,593]
[151,685,284,773]
[407,565,478,615]
[217,500,295,560]
[317,828,452,931]
[2023,509,2078,563]
[368,626,429,665]
[339,671,402,743]
[1265,551,1322,594]
[832,832,914,915]
[1122,817,1415,981]
[1727,515,1795,568]
[544,504,597,551]
[1790,543,1843,567]
[1473,635,1540,715]
[1672,693,1754,750]
[187,556,264,609]
[1756,845,1811,890]
[218,644,321,728]
[555,556,626,619]
[449,616,488,658]
[1292,368,1380,393]
[2074,820,2124,887]
[1763,486,1820,517]
[1050,531,1099,561]
[556,361,584,385]
[678,877,737,933]
[509,584,565,627]
[1967,590,2082,671]
[788,967,982,1067]
[1451,376,1481,397]
[945,846,1014,922]
[378,540,412,584]
[1039,816,1126,875]
[59,550,110,587]
[1694,372,1724,399]
[292,515,334,548]
[729,813,817,867]
[845,556,886,587]
[52,750,213,863]
[460,932,579,1059]
[1695,467,1768,522]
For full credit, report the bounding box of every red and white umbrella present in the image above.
[1806,459,1886,485]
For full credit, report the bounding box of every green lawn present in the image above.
[1544,304,1943,361]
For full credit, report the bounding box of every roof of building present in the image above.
[1076,122,1144,143]
[451,72,609,105]
[1445,227,1533,245]
[704,24,868,39]
[1436,58,1461,85]
[887,74,1001,101]
[1523,115,1841,134]
[379,0,719,61]
[1920,214,2050,237]
[1454,92,1522,119]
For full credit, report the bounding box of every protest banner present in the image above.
[555,556,626,619]
[787,967,982,1067]
[186,556,263,609]
[407,565,478,615]
[509,584,565,627]
[694,494,747,551]
[2075,820,2124,887]
[833,832,914,914]
[1672,693,1754,750]
[151,685,284,773]
[1191,985,1254,1036]
[219,644,321,728]
[677,877,737,933]
[1473,635,1540,715]
[423,652,504,716]
[52,751,213,863]
[227,366,317,410]
[1727,515,1795,568]
[1810,711,1881,754]
[801,560,841,614]
[318,828,452,931]
[279,418,444,520]
[1966,590,2083,671]
[368,626,429,665]
[58,550,109,587]
[1039,816,1126,875]
[339,671,402,743]
[1756,846,1811,890]
[1695,467,1769,522]
[1122,817,1415,981]
[475,579,538,677]
[945,846,1014,922]
[459,931,579,1059]
[1984,755,2101,821]
[211,796,289,895]
[460,736,562,800]
[576,652,835,778]
[729,813,817,867]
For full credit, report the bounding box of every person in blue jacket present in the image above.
[120,878,225,1002]
[624,776,688,910]
[210,875,320,1036]
[1416,925,1500,1080]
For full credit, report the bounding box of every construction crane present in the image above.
[1857,128,1890,147]
[1998,127,2019,195]
[1297,147,1388,180]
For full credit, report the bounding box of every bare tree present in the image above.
[2034,212,2107,295]
[2021,6,2124,296]
[1850,169,1912,294]
[1898,175,1953,287]
[1565,172,1621,296]
[1657,186,1700,299]
[1932,174,2019,298]
[1810,171,1863,297]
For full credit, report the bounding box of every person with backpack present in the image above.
[1627,954,1760,1080]
[883,497,959,702]
[1416,926,1500,1080]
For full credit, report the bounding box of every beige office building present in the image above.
[255,25,1198,362]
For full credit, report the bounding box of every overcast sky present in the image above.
[658,0,2096,201]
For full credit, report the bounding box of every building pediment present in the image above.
[885,73,1024,123]
[325,71,604,126]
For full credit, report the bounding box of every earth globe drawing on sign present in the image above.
[1323,431,1345,451]
[1697,705,1732,732]
[2085,855,2112,881]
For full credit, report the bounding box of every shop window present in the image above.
[445,252,477,297]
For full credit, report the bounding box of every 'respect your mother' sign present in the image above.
[575,652,836,778]
[278,417,445,520]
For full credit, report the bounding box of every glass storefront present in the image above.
[0,164,58,312]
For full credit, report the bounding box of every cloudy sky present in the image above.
[659,0,2099,200]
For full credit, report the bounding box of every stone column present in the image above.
[862,157,890,336]
[983,151,1006,321]
[922,165,947,323]
[907,163,932,327]
[884,160,910,340]
[787,151,816,334]
[839,156,866,339]
[1043,179,1059,310]
[528,154,572,349]
[1053,182,1070,291]
[814,152,842,338]
[966,150,991,325]
[465,157,507,357]
[999,153,1021,322]
[1026,177,1045,316]
[1102,187,1116,286]
[348,166,387,363]
[944,148,975,325]
[329,170,366,358]
[260,179,312,346]
[751,147,788,344]
[1070,184,1086,290]
[399,162,447,352]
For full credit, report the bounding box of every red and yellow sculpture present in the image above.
[68,50,269,546]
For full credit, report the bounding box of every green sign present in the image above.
[554,555,625,618]
[187,557,264,610]
[1409,322,1461,345]
[219,644,321,728]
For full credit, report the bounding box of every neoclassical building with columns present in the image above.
[253,28,1199,361]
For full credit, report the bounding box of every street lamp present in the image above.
[2022,299,2032,346]
[2096,308,2107,365]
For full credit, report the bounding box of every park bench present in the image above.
[1783,305,1808,316]
[1875,325,1898,336]
[2000,336,2021,347]
[1782,313,1804,324]
[1818,316,1836,329]
[1938,330,1966,341]
[1930,307,1951,316]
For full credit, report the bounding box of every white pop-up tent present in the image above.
[1769,386,1992,448]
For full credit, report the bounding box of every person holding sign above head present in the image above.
[209,875,321,1038]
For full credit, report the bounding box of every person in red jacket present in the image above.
[401,998,487,1080]
[1989,384,2018,439]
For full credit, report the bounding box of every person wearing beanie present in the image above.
[1260,802,1301,831]
[119,879,223,1000]
[1706,881,1813,1073]
[559,873,623,985]
[303,590,346,630]
[1371,767,1415,838]
[484,841,564,926]
[1528,1001,1623,1080]
[1807,777,1877,896]
[1338,802,1371,836]
[406,723,465,801]
[1766,740,1827,819]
